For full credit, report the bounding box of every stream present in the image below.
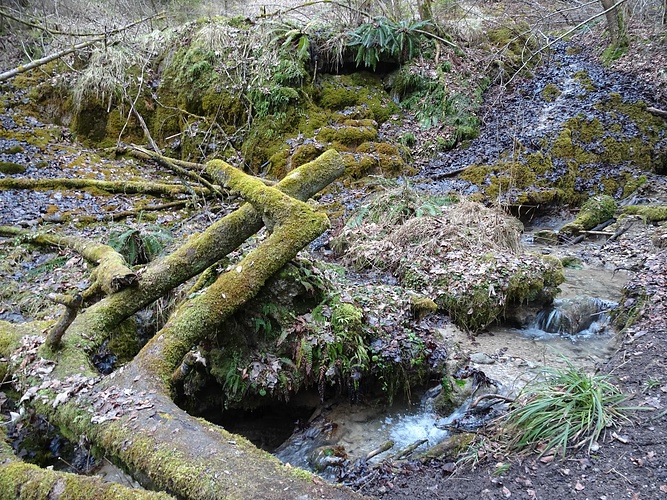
[272,262,629,479]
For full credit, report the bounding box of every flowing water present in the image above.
[273,263,629,477]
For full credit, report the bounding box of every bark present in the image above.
[600,0,628,47]
[0,151,355,499]
[0,226,138,296]
[0,177,210,197]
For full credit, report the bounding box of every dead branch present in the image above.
[647,106,667,119]
[121,145,225,194]
[470,393,515,409]
[0,8,165,38]
[0,177,210,197]
[45,293,83,348]
[47,200,190,224]
[0,37,104,82]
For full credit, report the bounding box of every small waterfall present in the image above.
[534,296,617,335]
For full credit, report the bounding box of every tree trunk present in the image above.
[600,0,628,47]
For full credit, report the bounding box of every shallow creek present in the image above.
[274,261,630,478]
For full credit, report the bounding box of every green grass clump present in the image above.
[503,365,631,458]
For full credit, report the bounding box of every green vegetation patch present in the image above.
[502,364,631,458]
[0,161,26,174]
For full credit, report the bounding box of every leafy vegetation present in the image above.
[347,17,431,70]
[108,224,173,265]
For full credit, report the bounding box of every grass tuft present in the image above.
[503,364,631,458]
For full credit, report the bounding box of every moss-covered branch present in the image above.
[0,427,172,499]
[0,226,137,296]
[76,150,344,341]
[0,177,209,197]
[135,156,331,386]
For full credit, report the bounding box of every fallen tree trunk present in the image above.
[0,426,171,499]
[72,150,344,347]
[0,151,356,499]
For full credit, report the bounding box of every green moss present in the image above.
[622,205,667,222]
[541,84,561,102]
[107,317,140,364]
[573,70,596,92]
[290,143,322,169]
[0,161,26,174]
[410,296,438,320]
[560,195,617,235]
[2,145,24,154]
[316,73,399,124]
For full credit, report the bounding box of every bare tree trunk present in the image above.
[418,0,433,21]
[600,0,628,47]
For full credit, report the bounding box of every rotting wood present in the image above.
[75,150,344,345]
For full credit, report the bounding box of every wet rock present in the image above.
[469,352,495,364]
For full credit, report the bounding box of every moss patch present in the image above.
[0,161,26,174]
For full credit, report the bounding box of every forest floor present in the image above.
[350,21,667,500]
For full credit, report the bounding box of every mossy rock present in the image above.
[560,195,617,235]
[315,73,399,124]
[410,296,438,320]
[0,161,26,174]
[291,142,323,169]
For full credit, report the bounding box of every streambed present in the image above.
[272,263,629,478]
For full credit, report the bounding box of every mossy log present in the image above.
[76,150,344,344]
[0,427,171,499]
[0,225,138,296]
[0,151,356,499]
[0,177,210,197]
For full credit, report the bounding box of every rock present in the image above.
[470,352,495,364]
